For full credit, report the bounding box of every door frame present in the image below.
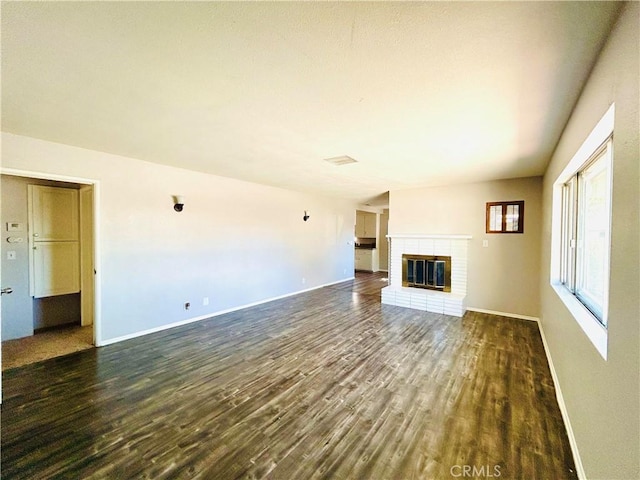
[0,168,102,349]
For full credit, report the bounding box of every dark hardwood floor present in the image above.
[1,272,576,479]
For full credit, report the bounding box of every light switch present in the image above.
[482,240,489,247]
[7,251,16,260]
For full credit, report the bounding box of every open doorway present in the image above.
[1,173,96,370]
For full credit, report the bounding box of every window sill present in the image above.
[551,282,608,360]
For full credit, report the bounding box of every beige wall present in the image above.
[1,133,357,344]
[390,176,542,318]
[539,3,639,479]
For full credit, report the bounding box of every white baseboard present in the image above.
[536,320,586,479]
[466,307,539,322]
[98,276,355,347]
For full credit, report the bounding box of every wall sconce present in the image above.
[303,210,310,222]
[173,195,185,212]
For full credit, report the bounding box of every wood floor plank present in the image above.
[1,273,576,479]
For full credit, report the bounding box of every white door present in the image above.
[79,186,94,327]
[28,185,80,298]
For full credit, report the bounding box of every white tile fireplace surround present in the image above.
[382,234,472,317]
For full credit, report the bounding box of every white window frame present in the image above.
[550,104,614,360]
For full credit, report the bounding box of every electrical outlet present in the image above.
[302,277,306,285]
[184,302,191,310]
[203,297,209,306]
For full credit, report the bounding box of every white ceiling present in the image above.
[1,2,622,204]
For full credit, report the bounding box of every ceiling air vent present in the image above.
[324,155,357,166]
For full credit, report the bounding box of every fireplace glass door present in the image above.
[402,255,451,292]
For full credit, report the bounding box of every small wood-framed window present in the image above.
[486,201,524,233]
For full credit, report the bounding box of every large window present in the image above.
[551,103,614,360]
[560,140,612,325]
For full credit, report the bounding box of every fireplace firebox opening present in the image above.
[402,254,452,292]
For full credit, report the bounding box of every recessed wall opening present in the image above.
[402,254,452,292]
[0,169,100,378]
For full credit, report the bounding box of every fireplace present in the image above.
[382,234,471,317]
[402,254,451,292]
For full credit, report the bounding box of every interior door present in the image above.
[28,185,80,298]
[79,186,94,327]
